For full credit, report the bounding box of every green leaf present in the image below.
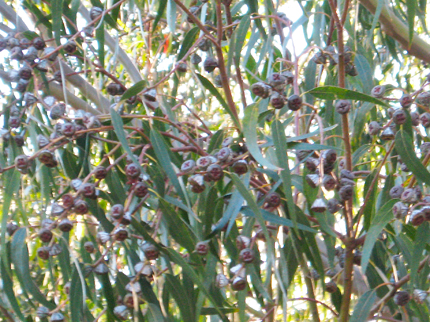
[407,0,415,46]
[305,86,389,107]
[164,274,195,322]
[196,73,241,129]
[164,248,229,322]
[120,80,146,101]
[243,107,280,170]
[159,200,196,251]
[235,15,251,63]
[110,108,143,172]
[361,199,397,273]
[153,0,167,32]
[11,228,56,310]
[150,129,187,202]
[178,27,199,60]
[272,120,297,228]
[411,223,430,285]
[395,130,430,186]
[51,0,64,45]
[200,307,239,315]
[1,260,25,320]
[207,130,224,153]
[350,289,376,322]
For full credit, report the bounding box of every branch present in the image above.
[359,0,430,63]
[48,81,102,115]
[52,60,110,113]
[78,5,143,83]
[0,0,28,32]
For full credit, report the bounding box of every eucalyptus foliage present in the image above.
[0,0,430,321]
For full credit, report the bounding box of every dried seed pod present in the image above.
[181,160,196,174]
[287,94,302,111]
[37,306,50,319]
[368,121,382,135]
[189,174,205,193]
[231,160,248,175]
[421,113,430,128]
[217,147,233,163]
[6,222,18,236]
[19,38,31,49]
[24,92,37,105]
[90,6,103,20]
[392,201,408,219]
[177,62,187,73]
[140,89,157,103]
[380,127,395,140]
[339,185,354,201]
[125,163,141,179]
[312,52,326,64]
[282,70,294,84]
[93,166,107,180]
[394,291,410,306]
[311,198,327,213]
[81,183,96,199]
[400,93,413,108]
[110,204,124,220]
[187,6,200,23]
[417,91,430,107]
[196,156,211,170]
[38,228,53,243]
[10,46,23,60]
[121,212,132,225]
[94,263,109,275]
[392,109,407,124]
[323,175,336,190]
[390,185,404,199]
[58,219,74,232]
[267,73,287,91]
[38,150,55,166]
[409,210,425,226]
[18,66,32,80]
[411,111,420,126]
[51,202,65,216]
[270,91,285,109]
[106,83,125,96]
[371,85,385,98]
[73,199,89,214]
[401,188,418,204]
[264,192,281,208]
[198,38,211,51]
[231,276,247,291]
[32,37,46,50]
[326,280,338,293]
[63,40,77,54]
[305,174,319,188]
[50,312,64,322]
[37,246,51,260]
[49,243,62,256]
[353,250,362,266]
[305,157,319,172]
[206,164,224,182]
[134,182,148,198]
[50,103,66,120]
[251,82,271,98]
[345,62,358,76]
[195,241,209,255]
[190,53,202,65]
[114,227,128,241]
[141,242,160,260]
[84,241,95,253]
[236,235,251,250]
[24,46,38,62]
[203,57,218,72]
[43,46,58,61]
[335,100,351,114]
[36,59,49,72]
[239,248,255,263]
[327,198,341,214]
[215,274,229,288]
[413,289,428,304]
[97,232,111,245]
[9,116,21,128]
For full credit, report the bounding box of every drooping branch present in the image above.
[359,0,430,63]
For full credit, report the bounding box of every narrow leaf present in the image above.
[350,289,377,322]
[306,86,389,107]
